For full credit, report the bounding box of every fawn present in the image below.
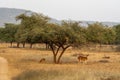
[39,58,46,63]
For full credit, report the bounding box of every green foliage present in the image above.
[114,25,120,44]
[103,27,116,44]
[87,22,105,43]
[61,21,87,45]
[0,23,18,43]
[86,22,116,44]
[0,27,5,42]
[15,13,49,44]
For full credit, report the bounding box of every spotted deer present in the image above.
[77,54,89,63]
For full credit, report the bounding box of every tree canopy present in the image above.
[0,13,119,63]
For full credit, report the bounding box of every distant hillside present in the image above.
[0,8,61,26]
[0,8,31,26]
[0,8,120,27]
[79,21,120,27]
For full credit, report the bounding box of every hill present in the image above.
[0,8,120,27]
[79,21,120,27]
[0,8,31,26]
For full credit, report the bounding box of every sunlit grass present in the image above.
[0,43,120,80]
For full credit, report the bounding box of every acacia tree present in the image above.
[2,23,18,47]
[15,13,49,48]
[15,24,28,48]
[0,27,5,42]
[34,21,85,64]
[103,27,116,44]
[87,22,107,46]
[63,21,87,47]
[114,25,120,44]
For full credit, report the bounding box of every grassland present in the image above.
[0,43,120,80]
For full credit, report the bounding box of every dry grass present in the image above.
[0,43,120,80]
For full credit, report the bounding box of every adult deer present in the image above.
[77,54,89,63]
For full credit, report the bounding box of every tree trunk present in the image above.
[10,42,13,47]
[46,43,47,49]
[23,42,25,48]
[50,44,58,63]
[50,43,70,64]
[57,45,70,63]
[53,54,57,63]
[30,43,33,48]
[46,43,50,50]
[57,48,66,63]
[99,42,102,51]
[17,42,20,48]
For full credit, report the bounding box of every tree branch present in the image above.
[57,45,71,63]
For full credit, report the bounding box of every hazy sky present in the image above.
[0,0,120,22]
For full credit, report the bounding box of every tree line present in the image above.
[0,13,120,63]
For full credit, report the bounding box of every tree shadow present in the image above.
[12,70,62,80]
[98,59,110,63]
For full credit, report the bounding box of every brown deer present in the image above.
[39,58,46,63]
[77,54,89,63]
